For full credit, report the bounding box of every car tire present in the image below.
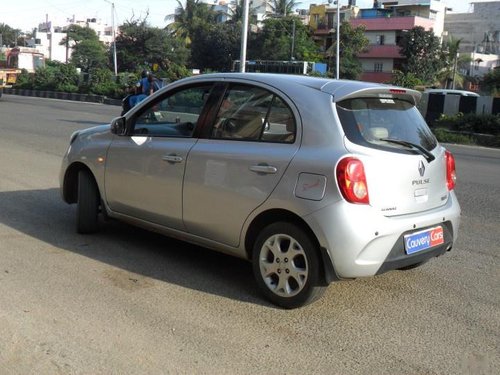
[76,170,100,234]
[252,222,326,309]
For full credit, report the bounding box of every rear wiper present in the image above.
[379,138,435,163]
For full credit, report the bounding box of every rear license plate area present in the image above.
[404,226,444,255]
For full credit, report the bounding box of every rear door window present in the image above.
[337,97,437,152]
[211,84,296,143]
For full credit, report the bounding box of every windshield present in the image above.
[336,97,437,153]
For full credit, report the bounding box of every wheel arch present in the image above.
[62,162,98,204]
[244,209,337,285]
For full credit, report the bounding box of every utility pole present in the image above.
[291,19,296,60]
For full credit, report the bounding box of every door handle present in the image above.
[249,164,278,174]
[162,155,183,163]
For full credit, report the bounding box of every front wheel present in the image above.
[76,170,100,234]
[252,222,326,309]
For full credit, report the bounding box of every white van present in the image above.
[424,89,480,97]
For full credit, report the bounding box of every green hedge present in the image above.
[434,113,500,135]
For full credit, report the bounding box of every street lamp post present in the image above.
[451,52,459,89]
[105,0,118,76]
[328,0,340,79]
[336,0,340,79]
[239,0,250,72]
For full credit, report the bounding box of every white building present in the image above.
[34,18,114,63]
[444,1,500,78]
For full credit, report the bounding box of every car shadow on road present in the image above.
[0,188,267,307]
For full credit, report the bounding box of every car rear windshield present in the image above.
[336,97,437,152]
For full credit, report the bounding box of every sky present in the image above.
[0,0,480,33]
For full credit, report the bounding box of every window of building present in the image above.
[376,35,385,45]
[374,63,383,72]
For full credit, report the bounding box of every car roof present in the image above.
[175,73,422,105]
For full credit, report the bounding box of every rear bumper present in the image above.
[375,221,454,275]
[303,191,461,279]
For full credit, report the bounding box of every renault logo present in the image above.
[418,160,426,177]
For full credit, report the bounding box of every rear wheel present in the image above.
[76,170,100,234]
[252,222,326,309]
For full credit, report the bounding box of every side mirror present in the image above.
[110,116,127,135]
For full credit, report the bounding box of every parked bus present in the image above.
[232,60,326,75]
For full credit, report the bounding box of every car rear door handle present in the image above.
[249,164,278,174]
[162,155,183,163]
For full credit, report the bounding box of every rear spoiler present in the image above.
[321,82,421,106]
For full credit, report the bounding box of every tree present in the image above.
[115,19,189,79]
[481,68,500,95]
[227,0,258,25]
[165,0,218,46]
[61,24,101,45]
[390,70,423,88]
[59,25,108,72]
[266,0,301,17]
[0,23,21,47]
[71,39,108,72]
[437,36,472,89]
[398,26,443,84]
[190,22,241,71]
[326,22,369,80]
[250,16,320,62]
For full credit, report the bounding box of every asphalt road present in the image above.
[0,95,498,374]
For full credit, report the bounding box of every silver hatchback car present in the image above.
[60,73,461,308]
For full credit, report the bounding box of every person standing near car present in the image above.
[147,72,163,94]
[129,70,150,107]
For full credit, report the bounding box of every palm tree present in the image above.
[228,0,258,24]
[438,36,472,89]
[267,0,302,18]
[165,0,217,46]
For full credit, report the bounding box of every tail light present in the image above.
[445,150,457,191]
[336,157,369,204]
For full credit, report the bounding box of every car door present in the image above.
[104,83,213,230]
[183,83,300,247]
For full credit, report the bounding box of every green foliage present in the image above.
[71,39,108,72]
[399,26,443,85]
[61,24,101,45]
[437,36,471,89]
[0,23,21,47]
[434,113,500,135]
[86,68,121,97]
[164,64,192,82]
[250,16,321,62]
[267,0,301,17]
[390,70,424,88]
[166,0,218,47]
[326,23,369,80]
[190,22,241,71]
[16,61,82,94]
[58,25,108,73]
[116,19,189,75]
[481,68,500,96]
[432,128,474,145]
[228,0,258,24]
[13,69,33,89]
